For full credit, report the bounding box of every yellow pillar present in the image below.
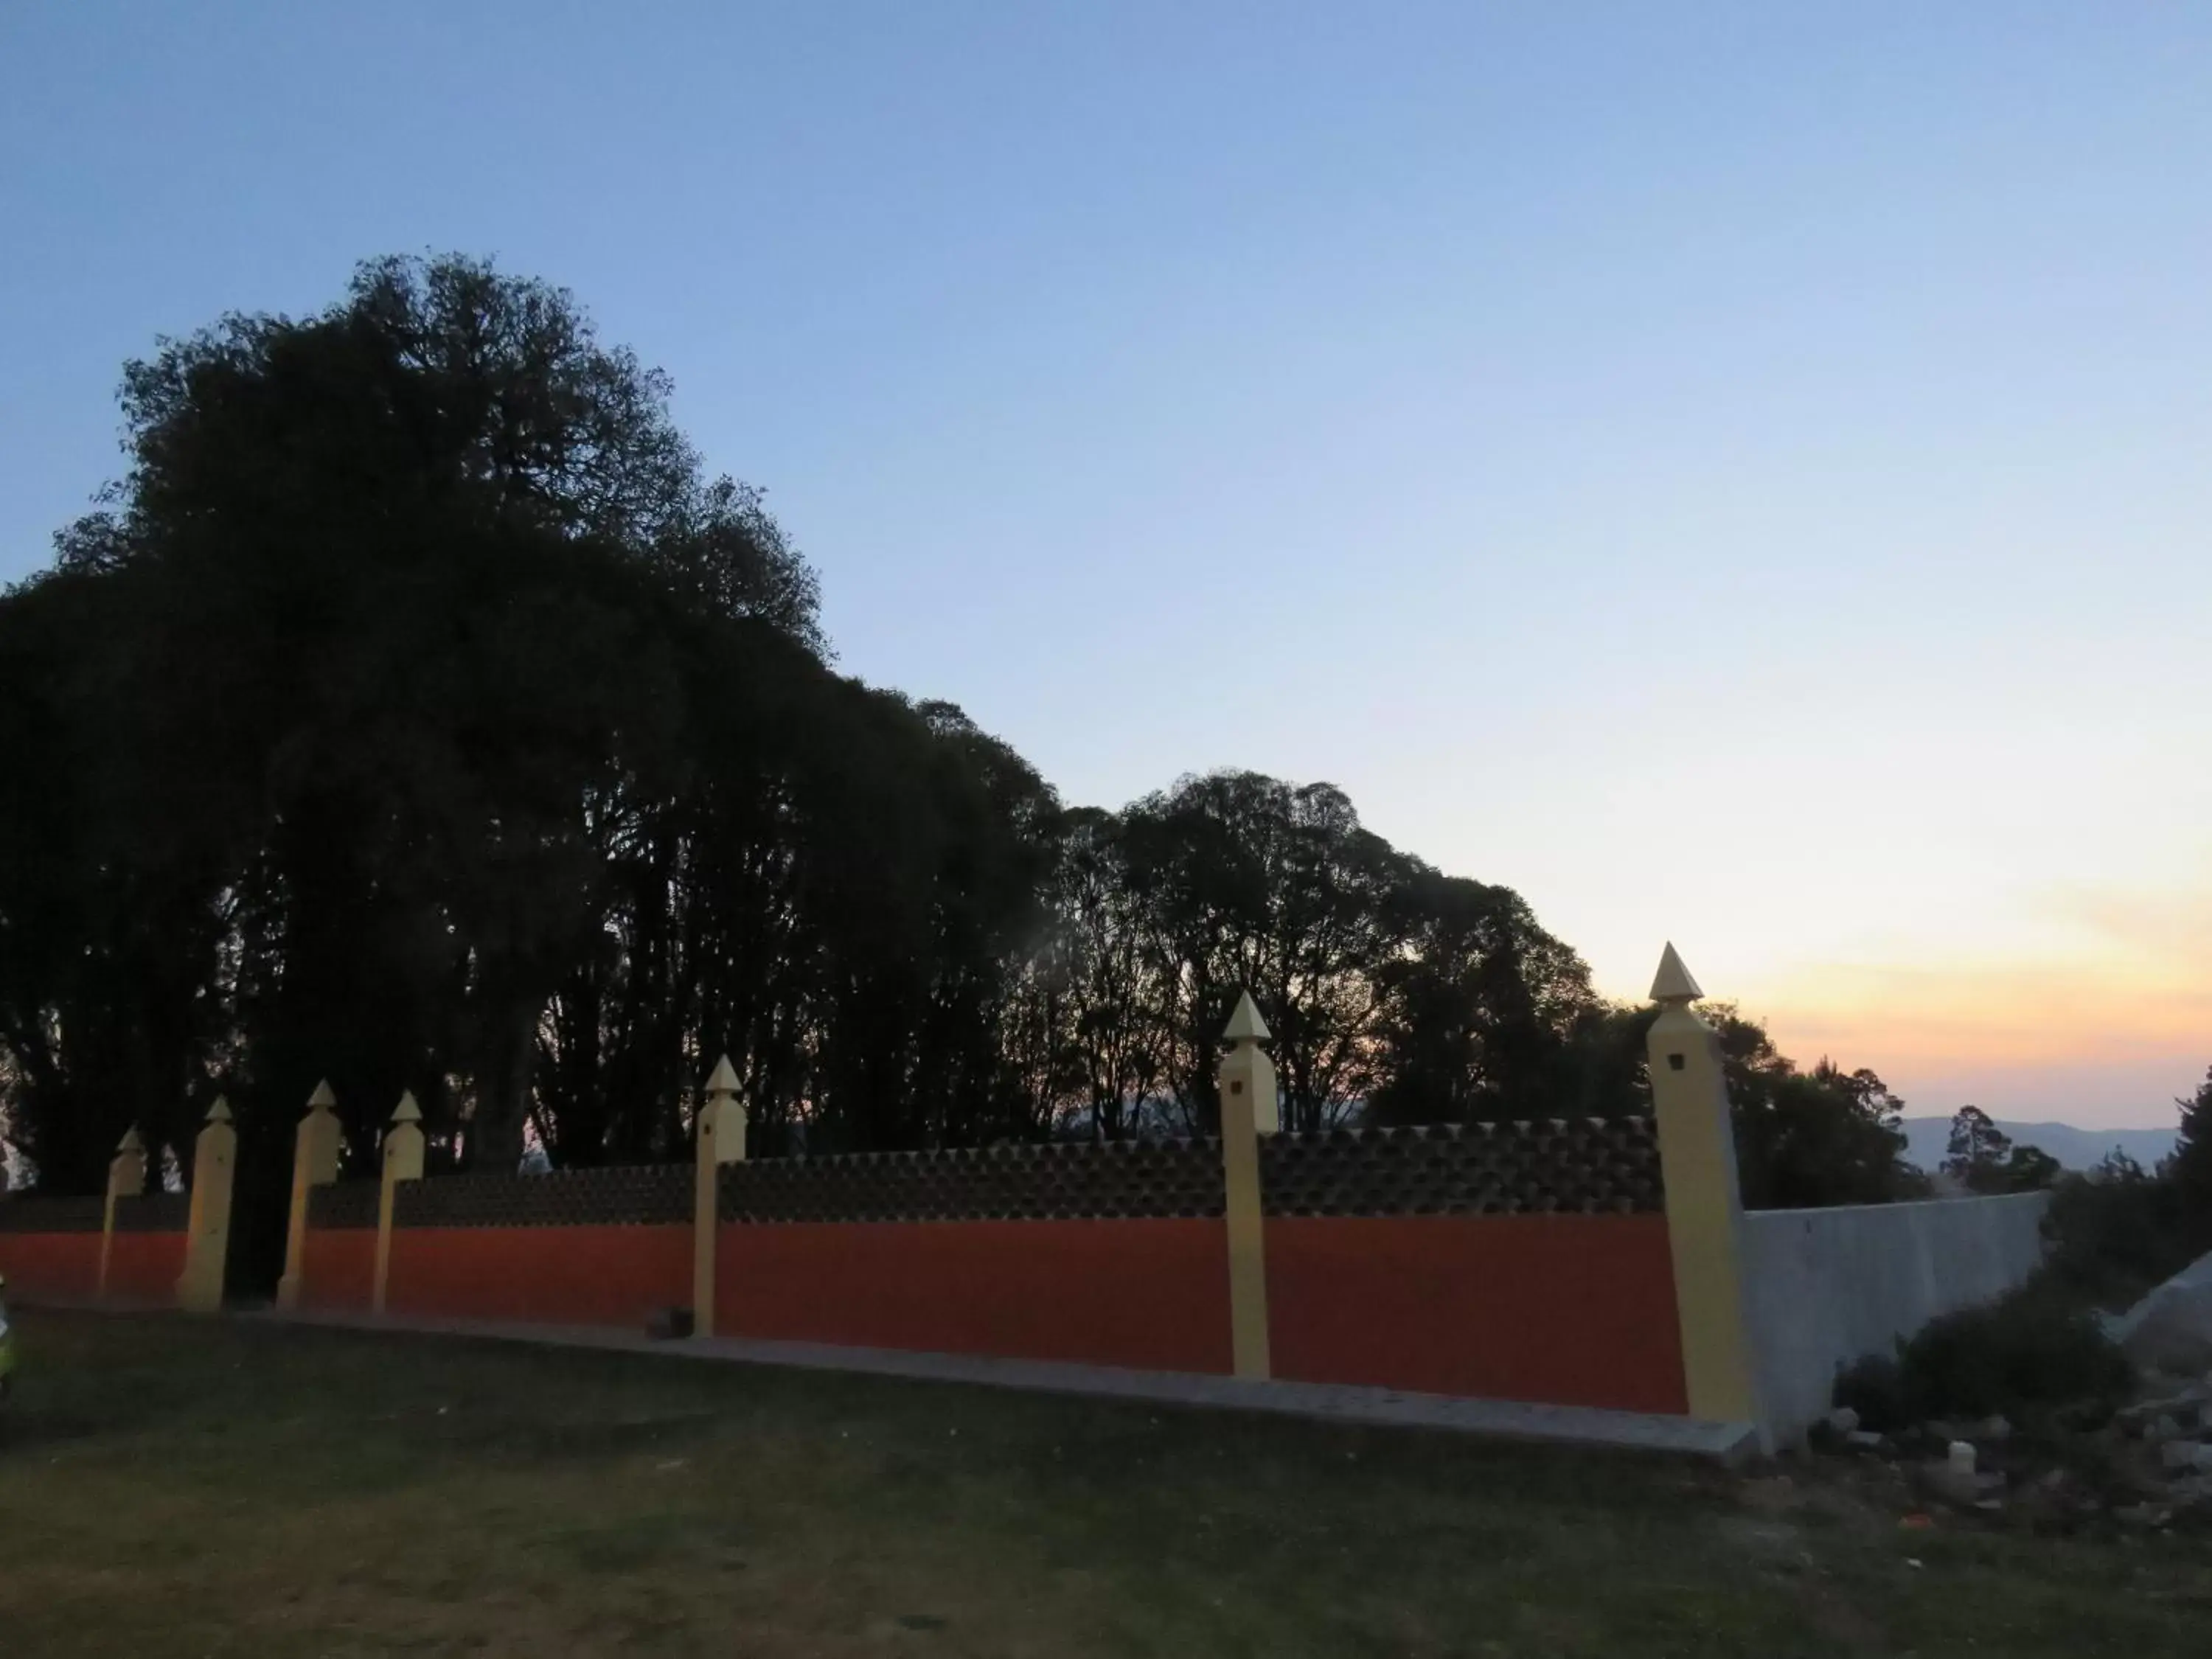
[373,1092,426,1316]
[176,1099,237,1313]
[692,1054,745,1338]
[98,1127,147,1301]
[275,1080,343,1312]
[1217,990,1274,1380]
[1644,944,1761,1427]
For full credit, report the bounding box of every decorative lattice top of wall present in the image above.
[720,1138,1228,1224]
[1259,1119,1662,1216]
[307,1181,382,1230]
[714,1117,1663,1224]
[393,1163,690,1229]
[0,1194,108,1233]
[299,1116,1663,1231]
[112,1192,192,1233]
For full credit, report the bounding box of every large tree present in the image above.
[2170,1064,2212,1208]
[10,248,1919,1293]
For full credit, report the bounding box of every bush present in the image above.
[1832,1351,1912,1432]
[1833,1287,2133,1428]
[2040,1166,2211,1311]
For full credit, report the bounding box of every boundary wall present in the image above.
[1744,1190,2051,1441]
[0,1195,108,1299]
[281,1118,1688,1414]
[0,1191,192,1304]
[32,948,2052,1445]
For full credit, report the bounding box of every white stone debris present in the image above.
[2107,1250,2212,1375]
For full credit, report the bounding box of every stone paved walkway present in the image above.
[256,1305,1757,1461]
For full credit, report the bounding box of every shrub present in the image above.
[1833,1287,2133,1427]
[1832,1351,1912,1432]
[2040,1166,2211,1311]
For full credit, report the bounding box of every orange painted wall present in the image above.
[1265,1213,1688,1413]
[103,1230,186,1306]
[716,1218,1234,1373]
[386,1225,691,1329]
[0,1233,102,1301]
[300,1228,376,1314]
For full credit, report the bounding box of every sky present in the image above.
[3,3,2207,1127]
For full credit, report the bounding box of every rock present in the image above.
[1846,1428,1888,1450]
[2117,1382,2212,1428]
[2112,1250,2212,1376]
[1977,1414,2013,1443]
[2149,1414,2185,1444]
[1947,1441,1978,1477]
[2159,1439,2202,1472]
[2114,1502,2171,1528]
[1824,1406,1862,1436]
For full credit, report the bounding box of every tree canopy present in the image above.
[1,254,1936,1283]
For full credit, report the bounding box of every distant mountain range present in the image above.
[1899,1116,2178,1174]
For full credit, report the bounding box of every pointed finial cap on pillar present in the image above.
[1222,990,1270,1044]
[116,1126,145,1155]
[307,1079,338,1111]
[391,1091,422,1125]
[1649,942,1704,1005]
[205,1096,232,1124]
[704,1054,740,1096]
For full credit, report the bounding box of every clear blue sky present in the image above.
[5,3,2208,1124]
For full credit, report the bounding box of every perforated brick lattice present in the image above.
[720,1139,1228,1224]
[392,1163,689,1230]
[1259,1119,1662,1216]
[0,1194,107,1233]
[112,1192,192,1233]
[327,1116,1662,1231]
[307,1181,381,1230]
[714,1117,1661,1224]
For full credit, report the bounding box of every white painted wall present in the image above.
[1742,1191,2051,1443]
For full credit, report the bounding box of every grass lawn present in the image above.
[1,1310,2207,1657]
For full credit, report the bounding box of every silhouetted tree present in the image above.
[3,249,1931,1290]
[2170,1065,2212,1210]
[1945,1106,2012,1183]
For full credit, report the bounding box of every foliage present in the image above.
[0,254,1624,1288]
[1994,1142,2062,1192]
[1941,1106,2061,1194]
[1834,1285,2134,1428]
[2039,1156,2212,1312]
[0,251,1948,1283]
[1700,1008,1922,1208]
[2171,1065,2212,1208]
[1944,1105,2011,1180]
